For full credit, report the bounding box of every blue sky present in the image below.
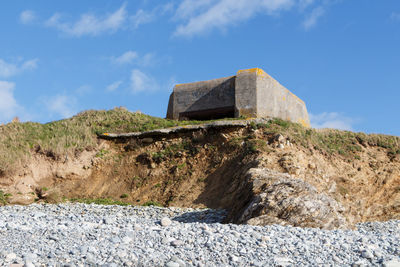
[0,0,399,136]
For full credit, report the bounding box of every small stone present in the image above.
[134,224,143,231]
[278,144,285,149]
[171,239,184,247]
[352,260,366,267]
[161,217,172,227]
[141,137,153,144]
[383,260,400,267]
[230,255,239,262]
[6,253,17,261]
[103,217,114,224]
[274,257,292,267]
[165,261,180,267]
[122,236,132,244]
[171,256,186,267]
[24,261,35,267]
[361,250,373,259]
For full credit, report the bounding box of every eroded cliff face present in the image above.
[1,123,399,229]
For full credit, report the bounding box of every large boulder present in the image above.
[234,168,349,229]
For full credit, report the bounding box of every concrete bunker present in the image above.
[166,68,310,127]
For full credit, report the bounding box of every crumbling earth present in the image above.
[2,121,399,229]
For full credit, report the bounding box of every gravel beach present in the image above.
[0,203,399,266]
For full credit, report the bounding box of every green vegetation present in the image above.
[152,141,198,163]
[120,193,129,198]
[95,149,110,158]
[258,118,400,157]
[1,108,399,173]
[0,190,11,205]
[69,197,130,206]
[0,107,218,171]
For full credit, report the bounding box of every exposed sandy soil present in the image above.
[2,125,399,227]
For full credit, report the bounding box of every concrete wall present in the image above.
[167,76,235,120]
[234,69,258,118]
[253,68,310,127]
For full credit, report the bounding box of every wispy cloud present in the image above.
[391,12,400,21]
[112,51,138,65]
[173,0,337,37]
[0,58,38,78]
[20,10,36,24]
[111,51,157,67]
[310,112,355,131]
[174,0,295,37]
[44,3,173,37]
[130,2,174,29]
[45,4,128,37]
[106,80,123,92]
[44,94,77,118]
[130,69,159,93]
[75,85,92,96]
[0,81,20,123]
[131,9,155,29]
[302,6,325,30]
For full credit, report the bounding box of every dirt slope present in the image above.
[0,110,399,228]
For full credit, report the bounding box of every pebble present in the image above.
[383,259,400,267]
[161,217,172,227]
[0,203,398,266]
[165,261,180,267]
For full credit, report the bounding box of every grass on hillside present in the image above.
[255,118,400,157]
[0,107,213,172]
[0,108,399,173]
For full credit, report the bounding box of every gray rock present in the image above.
[165,261,180,267]
[5,253,16,261]
[382,259,400,267]
[160,217,172,227]
[361,249,373,259]
[171,239,184,247]
[234,168,349,229]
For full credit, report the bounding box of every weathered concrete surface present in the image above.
[168,76,235,120]
[253,68,310,127]
[166,68,310,127]
[99,118,271,139]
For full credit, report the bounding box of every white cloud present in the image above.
[131,3,174,29]
[45,4,127,37]
[298,0,315,10]
[302,6,325,30]
[0,58,38,78]
[130,69,159,93]
[0,81,20,123]
[75,85,92,96]
[113,51,138,65]
[131,9,154,29]
[141,53,156,67]
[45,95,77,118]
[20,10,36,24]
[173,0,295,37]
[21,59,39,70]
[106,80,123,91]
[310,112,354,131]
[391,12,400,21]
[173,0,338,37]
[111,51,157,67]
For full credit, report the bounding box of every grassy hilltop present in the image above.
[0,107,399,174]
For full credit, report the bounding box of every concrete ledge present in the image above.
[99,118,271,139]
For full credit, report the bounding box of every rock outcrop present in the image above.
[234,168,349,229]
